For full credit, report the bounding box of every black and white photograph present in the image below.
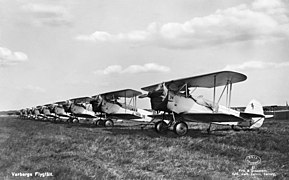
[0,0,288,179]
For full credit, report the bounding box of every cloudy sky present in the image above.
[0,0,288,111]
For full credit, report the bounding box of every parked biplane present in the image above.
[141,71,266,136]
[34,106,49,120]
[64,97,97,123]
[19,109,28,119]
[90,89,152,127]
[52,101,72,120]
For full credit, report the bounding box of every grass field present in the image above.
[0,116,288,180]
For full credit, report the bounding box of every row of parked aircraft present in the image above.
[18,71,270,136]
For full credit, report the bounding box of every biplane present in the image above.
[141,71,265,136]
[41,102,72,122]
[34,106,49,120]
[26,108,33,119]
[90,89,152,127]
[52,101,72,120]
[19,109,29,119]
[39,104,61,121]
[19,109,26,119]
[64,97,97,123]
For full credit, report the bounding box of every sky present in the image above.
[0,0,289,111]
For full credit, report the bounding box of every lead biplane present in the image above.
[90,89,152,127]
[141,71,265,136]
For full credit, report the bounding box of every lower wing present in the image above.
[105,113,143,120]
[149,113,245,123]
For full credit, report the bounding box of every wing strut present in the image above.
[229,81,232,108]
[217,82,228,105]
[125,91,127,113]
[213,75,216,111]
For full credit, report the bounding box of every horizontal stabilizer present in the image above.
[240,112,265,119]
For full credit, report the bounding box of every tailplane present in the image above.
[244,99,265,129]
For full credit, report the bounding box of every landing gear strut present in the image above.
[154,113,189,136]
[207,123,212,134]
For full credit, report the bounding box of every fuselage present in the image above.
[69,103,96,118]
[53,105,70,117]
[91,96,152,122]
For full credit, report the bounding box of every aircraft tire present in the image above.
[73,118,79,123]
[98,120,104,126]
[104,119,114,127]
[93,120,100,126]
[173,121,188,136]
[155,121,168,134]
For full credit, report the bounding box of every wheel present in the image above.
[104,119,114,127]
[98,120,104,126]
[173,121,188,136]
[72,118,79,123]
[93,120,101,126]
[155,121,168,134]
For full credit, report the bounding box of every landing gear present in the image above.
[72,118,79,123]
[67,117,79,123]
[173,122,188,136]
[155,121,168,134]
[93,119,114,127]
[154,113,189,136]
[93,120,100,126]
[207,123,212,134]
[104,119,114,127]
[52,118,57,123]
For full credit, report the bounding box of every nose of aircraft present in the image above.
[147,83,170,112]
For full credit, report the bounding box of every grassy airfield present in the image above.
[0,117,288,180]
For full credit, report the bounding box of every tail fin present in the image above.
[245,99,265,129]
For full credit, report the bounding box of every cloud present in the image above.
[95,63,170,75]
[21,3,72,27]
[223,61,289,71]
[0,47,28,67]
[22,85,46,93]
[76,0,289,49]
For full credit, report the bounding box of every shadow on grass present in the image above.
[102,126,228,139]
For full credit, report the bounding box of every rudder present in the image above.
[245,99,265,129]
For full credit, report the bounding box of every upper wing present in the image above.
[142,71,247,92]
[55,101,67,105]
[149,113,245,123]
[97,89,142,98]
[70,97,92,103]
